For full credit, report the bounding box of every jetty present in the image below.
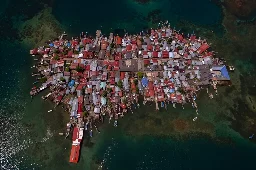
[29,21,231,163]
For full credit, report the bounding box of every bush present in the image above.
[54,55,60,60]
[65,67,70,72]
[137,72,144,79]
[136,87,139,94]
[60,77,65,82]
[83,111,89,117]
[133,79,138,86]
[40,77,47,83]
[117,80,123,88]
[76,66,84,72]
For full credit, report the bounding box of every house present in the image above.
[197,43,209,54]
[211,65,230,81]
[123,77,129,91]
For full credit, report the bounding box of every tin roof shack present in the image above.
[119,59,139,72]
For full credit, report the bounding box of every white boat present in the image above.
[193,117,198,121]
[48,110,53,113]
[114,120,118,127]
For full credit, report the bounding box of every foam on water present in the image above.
[40,127,54,143]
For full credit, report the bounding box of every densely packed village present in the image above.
[29,22,231,163]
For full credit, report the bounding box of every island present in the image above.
[29,21,232,163]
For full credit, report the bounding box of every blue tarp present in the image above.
[220,66,230,80]
[68,80,75,87]
[169,89,175,93]
[66,42,71,47]
[49,43,54,47]
[141,77,148,87]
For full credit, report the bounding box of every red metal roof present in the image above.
[72,127,79,141]
[190,35,196,41]
[162,51,169,58]
[177,34,183,41]
[69,145,80,163]
[115,36,122,45]
[120,72,125,80]
[144,59,150,65]
[148,81,154,90]
[126,44,132,51]
[197,43,210,54]
[147,45,153,51]
[153,51,158,58]
[149,90,155,97]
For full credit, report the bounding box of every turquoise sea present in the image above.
[1,0,256,170]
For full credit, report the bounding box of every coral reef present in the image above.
[18,8,64,47]
[223,0,256,18]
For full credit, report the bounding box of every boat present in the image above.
[85,122,88,131]
[48,110,53,113]
[90,130,93,137]
[114,120,118,127]
[161,101,164,107]
[193,117,198,121]
[33,81,38,84]
[249,134,254,139]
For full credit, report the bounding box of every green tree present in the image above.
[137,72,144,79]
[83,111,89,117]
[136,87,139,94]
[76,66,84,72]
[133,79,138,86]
[40,77,47,83]
[65,67,70,72]
[60,77,65,82]
[107,88,112,93]
[177,46,183,50]
[54,55,60,60]
[117,80,123,88]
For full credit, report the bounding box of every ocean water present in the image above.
[95,130,256,170]
[0,0,256,170]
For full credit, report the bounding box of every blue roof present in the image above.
[141,77,148,87]
[68,80,75,87]
[169,89,175,93]
[66,42,71,47]
[220,66,230,80]
[49,43,54,47]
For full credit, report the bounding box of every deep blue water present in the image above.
[0,0,256,170]
[52,0,222,35]
[96,132,256,170]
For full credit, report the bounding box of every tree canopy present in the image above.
[137,72,144,79]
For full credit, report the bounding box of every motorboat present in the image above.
[193,117,197,121]
[90,130,93,137]
[48,110,53,113]
[114,120,118,127]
